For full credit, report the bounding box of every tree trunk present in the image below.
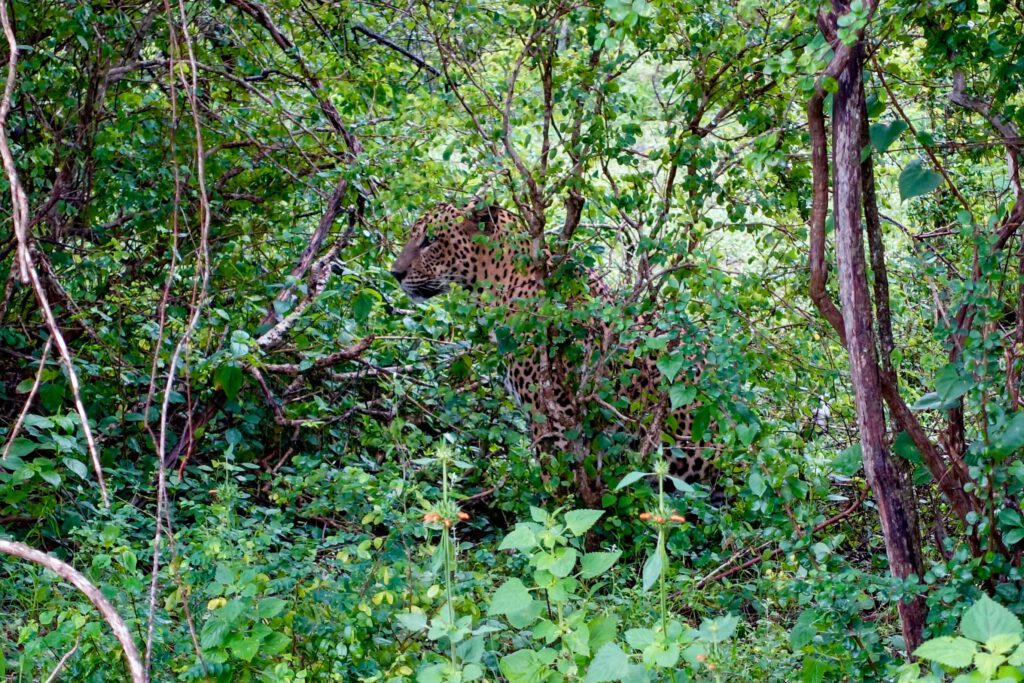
[832,39,927,652]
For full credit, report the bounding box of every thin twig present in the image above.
[42,635,81,683]
[1,337,52,461]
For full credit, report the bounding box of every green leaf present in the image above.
[911,391,959,411]
[580,551,621,579]
[499,523,540,552]
[657,354,686,382]
[668,384,696,409]
[961,595,1023,643]
[869,119,909,153]
[214,364,244,400]
[538,547,577,578]
[352,290,376,322]
[585,643,629,683]
[914,636,977,669]
[893,431,923,464]
[3,438,38,459]
[995,412,1024,454]
[62,457,89,480]
[833,443,862,476]
[38,468,61,487]
[736,422,759,446]
[790,609,820,650]
[641,543,663,592]
[899,159,943,201]
[801,655,832,683]
[489,579,533,616]
[749,471,767,497]
[935,364,972,403]
[564,509,604,536]
[986,632,1022,656]
[396,611,428,631]
[699,614,739,643]
[229,636,261,662]
[499,649,549,683]
[615,471,647,490]
[256,597,287,619]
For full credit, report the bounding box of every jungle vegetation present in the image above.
[1,0,1024,681]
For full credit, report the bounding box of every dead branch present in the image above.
[694,486,869,588]
[0,539,146,683]
[351,23,439,77]
[260,177,348,327]
[261,336,374,374]
[256,224,356,351]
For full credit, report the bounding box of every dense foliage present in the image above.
[1,0,1023,680]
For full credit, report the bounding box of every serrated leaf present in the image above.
[801,655,832,683]
[499,649,548,683]
[961,595,1023,643]
[499,523,540,552]
[580,551,621,579]
[790,609,819,649]
[229,636,261,662]
[699,614,739,643]
[585,643,629,683]
[490,579,533,616]
[899,159,943,200]
[565,509,604,536]
[986,632,1022,656]
[914,637,977,669]
[538,547,577,578]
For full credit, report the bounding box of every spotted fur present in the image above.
[391,203,718,501]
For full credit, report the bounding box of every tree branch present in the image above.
[0,540,146,683]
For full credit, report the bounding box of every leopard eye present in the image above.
[420,234,437,248]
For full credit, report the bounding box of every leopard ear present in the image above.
[467,204,500,234]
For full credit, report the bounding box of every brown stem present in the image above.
[832,35,925,651]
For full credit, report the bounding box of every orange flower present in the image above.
[639,512,653,521]
[423,512,441,523]
[696,654,707,663]
[669,514,686,523]
[457,511,470,520]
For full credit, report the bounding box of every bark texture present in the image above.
[832,41,926,651]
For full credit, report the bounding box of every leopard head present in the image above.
[391,203,502,302]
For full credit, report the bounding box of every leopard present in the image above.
[390,202,720,506]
